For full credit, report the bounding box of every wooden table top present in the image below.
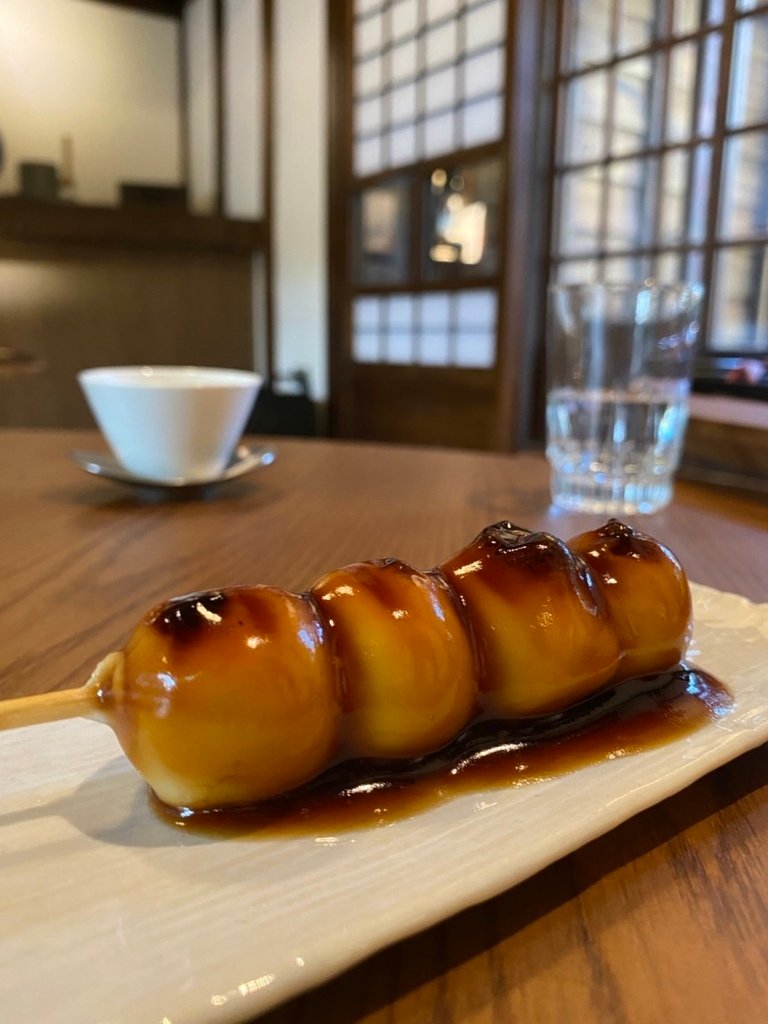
[1,428,767,1024]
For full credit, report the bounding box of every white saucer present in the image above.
[69,442,276,491]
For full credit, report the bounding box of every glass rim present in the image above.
[549,278,705,299]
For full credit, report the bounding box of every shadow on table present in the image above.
[42,476,274,510]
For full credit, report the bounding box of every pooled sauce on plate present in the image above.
[154,666,731,838]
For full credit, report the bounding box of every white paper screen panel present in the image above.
[353,0,508,175]
[352,290,498,367]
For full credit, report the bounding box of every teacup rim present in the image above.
[78,365,262,390]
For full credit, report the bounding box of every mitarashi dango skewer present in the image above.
[0,519,692,812]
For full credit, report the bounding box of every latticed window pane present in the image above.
[356,55,382,95]
[464,45,505,99]
[689,144,713,243]
[424,67,456,116]
[602,255,651,281]
[356,94,383,135]
[711,247,768,352]
[465,0,506,52]
[567,0,613,71]
[720,130,768,238]
[674,0,701,37]
[666,41,698,143]
[424,111,456,156]
[352,0,507,175]
[617,0,656,55]
[555,258,600,283]
[424,20,458,67]
[605,157,654,252]
[461,94,504,147]
[557,166,604,255]
[551,0,768,361]
[658,148,689,245]
[562,71,608,164]
[384,329,415,364]
[388,123,417,165]
[696,32,721,136]
[653,252,683,282]
[728,13,768,129]
[454,330,495,367]
[355,136,383,176]
[391,0,418,40]
[427,0,459,20]
[391,81,418,123]
[612,56,654,156]
[390,38,418,83]
[355,9,384,56]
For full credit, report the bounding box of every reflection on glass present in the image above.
[353,177,411,285]
[712,246,768,351]
[424,158,501,279]
[720,131,768,238]
[728,13,768,128]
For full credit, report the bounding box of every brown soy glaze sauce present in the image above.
[155,666,732,838]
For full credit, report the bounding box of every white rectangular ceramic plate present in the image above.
[1,583,767,1024]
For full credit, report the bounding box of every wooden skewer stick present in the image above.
[0,653,118,732]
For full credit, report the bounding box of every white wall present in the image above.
[183,0,217,215]
[0,0,329,398]
[273,0,328,401]
[0,0,182,205]
[224,0,264,220]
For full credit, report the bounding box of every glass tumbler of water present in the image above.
[546,281,704,515]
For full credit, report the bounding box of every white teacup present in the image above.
[78,365,262,483]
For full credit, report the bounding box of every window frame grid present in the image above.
[551,0,768,359]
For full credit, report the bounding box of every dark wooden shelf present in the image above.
[0,197,265,254]
[91,1,184,18]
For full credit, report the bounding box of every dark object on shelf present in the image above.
[120,183,188,208]
[19,162,59,201]
[0,195,264,253]
[693,378,768,402]
[248,371,318,436]
[0,346,45,376]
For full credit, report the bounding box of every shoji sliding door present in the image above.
[328,0,544,450]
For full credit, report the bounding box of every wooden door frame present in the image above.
[326,0,555,450]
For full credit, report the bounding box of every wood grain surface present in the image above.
[1,429,767,1024]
